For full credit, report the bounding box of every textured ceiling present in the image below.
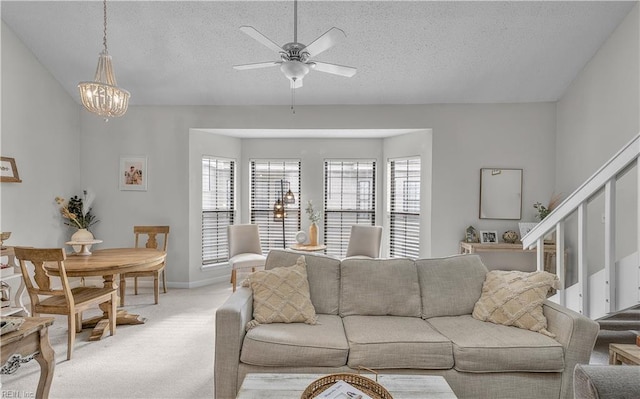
[1,1,636,106]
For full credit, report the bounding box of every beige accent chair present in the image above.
[14,247,117,360]
[120,226,169,305]
[227,224,266,292]
[345,225,383,258]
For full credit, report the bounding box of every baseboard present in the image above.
[82,275,231,289]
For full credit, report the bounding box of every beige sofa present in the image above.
[214,250,599,399]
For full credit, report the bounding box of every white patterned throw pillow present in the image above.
[243,255,317,330]
[472,270,559,337]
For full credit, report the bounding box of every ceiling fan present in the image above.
[233,0,357,89]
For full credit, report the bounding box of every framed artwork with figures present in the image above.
[119,156,147,191]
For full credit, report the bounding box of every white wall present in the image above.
[556,3,639,280]
[1,21,81,247]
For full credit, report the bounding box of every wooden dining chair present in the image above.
[14,247,117,360]
[119,226,169,305]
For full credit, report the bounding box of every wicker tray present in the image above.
[300,372,393,399]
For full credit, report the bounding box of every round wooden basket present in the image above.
[300,373,392,399]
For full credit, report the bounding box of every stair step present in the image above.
[598,319,640,331]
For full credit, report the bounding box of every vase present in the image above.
[309,223,318,246]
[71,228,94,253]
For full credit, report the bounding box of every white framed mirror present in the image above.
[479,168,522,220]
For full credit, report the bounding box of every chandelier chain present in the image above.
[102,0,108,52]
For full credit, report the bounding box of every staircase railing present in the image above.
[522,133,640,319]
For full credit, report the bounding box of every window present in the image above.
[250,160,301,251]
[324,160,376,258]
[202,157,234,265]
[388,157,421,258]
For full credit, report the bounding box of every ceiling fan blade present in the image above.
[233,61,281,70]
[302,27,346,58]
[240,26,283,53]
[310,62,357,77]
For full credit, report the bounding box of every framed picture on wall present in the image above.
[480,230,498,243]
[119,156,147,191]
[0,157,22,183]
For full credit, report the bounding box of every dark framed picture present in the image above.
[0,157,22,183]
[480,230,498,244]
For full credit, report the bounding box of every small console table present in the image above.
[1,317,55,399]
[290,244,327,252]
[459,242,563,275]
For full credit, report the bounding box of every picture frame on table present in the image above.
[518,222,538,241]
[0,157,22,183]
[119,156,147,191]
[480,230,498,243]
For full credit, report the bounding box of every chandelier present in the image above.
[78,0,130,121]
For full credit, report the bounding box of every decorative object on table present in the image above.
[502,230,519,244]
[465,226,479,243]
[272,179,296,248]
[0,157,21,183]
[77,0,130,121]
[295,230,308,244]
[479,168,522,220]
[119,156,147,191]
[533,193,563,221]
[518,222,538,241]
[480,230,498,243]
[55,191,99,253]
[0,316,25,335]
[301,371,392,399]
[305,200,322,246]
[0,232,11,249]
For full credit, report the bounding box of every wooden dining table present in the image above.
[43,248,166,341]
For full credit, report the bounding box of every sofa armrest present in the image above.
[574,364,640,399]
[214,286,253,399]
[543,300,600,399]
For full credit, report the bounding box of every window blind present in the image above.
[324,160,376,258]
[389,157,421,258]
[250,160,301,251]
[202,157,234,265]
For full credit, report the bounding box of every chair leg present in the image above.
[162,269,167,294]
[76,312,83,332]
[67,314,76,360]
[120,275,127,307]
[153,273,159,305]
[109,294,117,336]
[231,269,237,292]
[134,277,138,295]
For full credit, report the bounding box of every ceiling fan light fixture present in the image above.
[280,60,310,83]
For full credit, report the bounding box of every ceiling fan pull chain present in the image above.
[291,82,296,114]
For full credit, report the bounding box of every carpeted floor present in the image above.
[1,281,234,399]
[0,281,629,399]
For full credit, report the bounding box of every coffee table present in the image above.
[609,343,640,365]
[236,373,458,398]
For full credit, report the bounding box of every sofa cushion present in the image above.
[342,315,453,370]
[428,315,564,373]
[340,258,421,317]
[243,255,317,329]
[240,314,349,367]
[266,249,340,315]
[472,270,559,337]
[416,254,488,319]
